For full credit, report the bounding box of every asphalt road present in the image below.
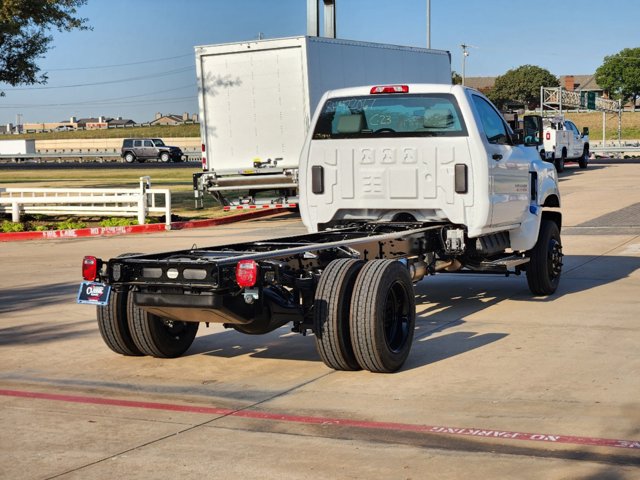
[1,162,639,479]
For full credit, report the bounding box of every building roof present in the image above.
[465,74,604,92]
[559,75,602,91]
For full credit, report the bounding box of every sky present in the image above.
[0,0,638,125]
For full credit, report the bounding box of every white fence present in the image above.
[0,176,172,228]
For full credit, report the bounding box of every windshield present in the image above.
[152,139,166,147]
[313,93,467,139]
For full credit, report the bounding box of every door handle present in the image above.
[492,153,503,160]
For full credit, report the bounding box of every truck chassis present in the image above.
[86,219,562,373]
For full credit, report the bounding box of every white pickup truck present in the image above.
[542,116,589,172]
[80,84,563,374]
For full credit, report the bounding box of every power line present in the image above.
[0,95,196,110]
[0,85,196,108]
[5,66,194,91]
[46,53,193,71]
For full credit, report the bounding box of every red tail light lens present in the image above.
[82,256,100,281]
[236,260,258,288]
[202,156,207,170]
[370,85,409,94]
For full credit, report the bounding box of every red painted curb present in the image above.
[0,208,285,242]
[1,389,639,451]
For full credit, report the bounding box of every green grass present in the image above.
[6,124,200,140]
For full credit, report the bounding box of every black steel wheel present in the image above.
[350,260,416,373]
[96,289,143,356]
[579,146,589,169]
[127,294,198,358]
[314,259,364,371]
[526,219,563,296]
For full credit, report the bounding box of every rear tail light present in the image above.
[82,256,101,281]
[370,85,409,94]
[201,143,207,170]
[236,259,258,288]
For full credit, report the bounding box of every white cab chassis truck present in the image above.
[79,84,562,374]
[192,36,451,209]
[541,116,589,172]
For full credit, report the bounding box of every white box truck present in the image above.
[193,36,451,209]
[0,139,36,161]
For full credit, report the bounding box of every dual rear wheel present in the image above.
[314,259,416,373]
[97,289,198,358]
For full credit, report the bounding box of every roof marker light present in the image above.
[370,85,409,94]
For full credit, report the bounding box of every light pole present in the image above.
[426,0,431,49]
[461,44,470,85]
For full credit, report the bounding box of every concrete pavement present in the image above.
[1,161,639,479]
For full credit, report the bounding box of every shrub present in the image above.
[99,217,139,227]
[56,220,87,230]
[1,220,25,233]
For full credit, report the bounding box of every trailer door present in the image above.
[200,46,307,172]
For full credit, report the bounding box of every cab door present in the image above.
[471,94,530,228]
[564,120,582,158]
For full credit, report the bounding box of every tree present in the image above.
[487,65,559,110]
[0,0,89,95]
[451,70,462,85]
[595,48,640,111]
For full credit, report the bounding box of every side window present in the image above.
[143,140,154,147]
[472,95,510,145]
[565,121,579,135]
[133,140,142,147]
[123,139,133,148]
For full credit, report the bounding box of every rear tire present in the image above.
[124,152,136,163]
[526,219,563,296]
[96,289,143,356]
[314,259,364,371]
[350,260,416,373]
[127,294,198,358]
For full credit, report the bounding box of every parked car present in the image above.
[121,138,184,163]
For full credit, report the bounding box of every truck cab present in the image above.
[542,116,589,172]
[299,84,559,251]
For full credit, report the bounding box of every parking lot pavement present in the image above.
[1,163,639,479]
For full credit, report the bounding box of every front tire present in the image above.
[160,152,171,163]
[127,295,198,358]
[526,219,563,296]
[579,146,589,169]
[350,260,416,373]
[96,289,143,356]
[314,259,364,371]
[555,150,565,173]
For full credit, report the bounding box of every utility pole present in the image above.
[461,44,469,85]
[426,0,431,49]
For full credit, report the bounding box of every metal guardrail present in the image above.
[591,145,640,155]
[0,149,201,163]
[0,176,172,227]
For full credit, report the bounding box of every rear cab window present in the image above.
[313,93,467,139]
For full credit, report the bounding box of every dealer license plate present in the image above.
[77,282,111,305]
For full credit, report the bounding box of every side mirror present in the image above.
[582,127,589,136]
